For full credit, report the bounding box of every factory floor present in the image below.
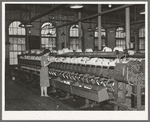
[5,75,114,111]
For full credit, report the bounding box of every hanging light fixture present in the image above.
[89,31,94,37]
[19,23,34,28]
[26,5,34,28]
[109,30,114,33]
[47,25,56,36]
[19,23,24,28]
[19,5,34,28]
[101,35,105,38]
[121,28,126,33]
[95,26,98,32]
[87,27,93,32]
[61,25,66,36]
[70,4,83,9]
[61,31,66,36]
[47,15,53,35]
[47,32,52,36]
[72,24,78,29]
[89,33,93,37]
[140,9,145,14]
[140,11,145,14]
[71,10,78,29]
[87,21,93,32]
[139,5,145,14]
[108,4,112,8]
[18,8,24,28]
[60,14,66,36]
[117,27,125,33]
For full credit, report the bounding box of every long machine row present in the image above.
[17,51,145,110]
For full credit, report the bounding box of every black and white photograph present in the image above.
[2,1,148,120]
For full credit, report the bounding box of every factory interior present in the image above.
[4,2,146,113]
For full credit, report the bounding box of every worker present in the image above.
[102,46,112,52]
[40,49,52,97]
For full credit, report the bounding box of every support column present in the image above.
[133,30,139,52]
[78,11,82,50]
[5,42,10,76]
[98,4,102,50]
[64,25,67,48]
[126,7,130,49]
[26,28,29,51]
[5,25,10,76]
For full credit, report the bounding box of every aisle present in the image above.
[5,75,113,111]
[5,76,73,110]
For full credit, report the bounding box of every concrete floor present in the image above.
[5,75,114,111]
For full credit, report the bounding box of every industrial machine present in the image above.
[17,51,145,110]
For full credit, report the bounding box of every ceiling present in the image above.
[5,4,145,28]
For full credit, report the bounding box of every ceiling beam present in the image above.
[105,20,144,29]
[55,4,134,28]
[29,4,65,23]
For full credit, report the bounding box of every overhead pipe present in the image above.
[55,4,134,28]
[83,20,144,25]
[29,4,65,23]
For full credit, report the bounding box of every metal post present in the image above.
[78,11,82,50]
[114,80,119,110]
[133,30,139,51]
[126,7,130,49]
[98,4,102,50]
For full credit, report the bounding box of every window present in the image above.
[9,21,26,65]
[115,27,126,50]
[139,26,145,50]
[9,21,25,35]
[41,22,56,50]
[94,27,106,49]
[69,25,82,50]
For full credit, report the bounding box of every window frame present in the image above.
[115,27,126,50]
[69,24,82,50]
[94,27,106,49]
[139,26,145,50]
[41,22,56,50]
[8,21,26,65]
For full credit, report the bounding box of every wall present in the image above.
[5,11,20,75]
[82,23,95,51]
[5,12,145,52]
[30,21,41,36]
[5,10,145,63]
[57,27,66,50]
